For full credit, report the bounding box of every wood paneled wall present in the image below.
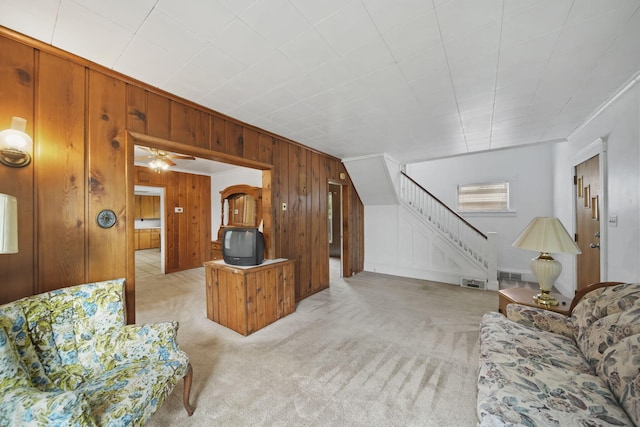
[0,27,364,321]
[134,166,211,273]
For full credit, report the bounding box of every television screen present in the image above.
[222,227,264,266]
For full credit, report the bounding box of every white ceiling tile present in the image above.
[72,0,156,32]
[251,87,301,112]
[0,0,59,43]
[211,18,275,67]
[362,0,434,32]
[313,2,380,56]
[249,50,301,89]
[53,0,134,67]
[188,43,248,82]
[342,36,395,76]
[435,0,503,43]
[217,0,256,16]
[381,10,441,60]
[498,32,558,70]
[155,0,235,40]
[137,10,207,61]
[398,46,449,82]
[289,0,354,25]
[279,28,337,71]
[162,62,227,101]
[565,0,640,26]
[114,36,184,87]
[500,0,572,48]
[278,73,325,101]
[443,22,501,66]
[199,83,250,113]
[241,0,310,46]
[307,57,359,91]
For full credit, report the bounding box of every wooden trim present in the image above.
[401,171,487,239]
[128,131,272,171]
[568,281,624,315]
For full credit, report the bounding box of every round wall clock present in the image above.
[97,209,117,229]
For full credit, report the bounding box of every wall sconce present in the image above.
[0,193,18,254]
[0,117,33,167]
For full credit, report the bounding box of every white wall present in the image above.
[210,167,262,240]
[404,144,554,281]
[552,83,640,295]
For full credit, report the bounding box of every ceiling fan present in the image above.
[135,147,196,171]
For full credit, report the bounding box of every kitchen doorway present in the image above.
[134,185,165,277]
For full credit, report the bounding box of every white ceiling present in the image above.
[2,0,640,164]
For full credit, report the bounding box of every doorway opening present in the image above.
[134,185,165,277]
[329,182,343,280]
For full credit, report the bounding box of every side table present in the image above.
[498,287,572,316]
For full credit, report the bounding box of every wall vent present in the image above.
[461,278,486,290]
[498,271,522,281]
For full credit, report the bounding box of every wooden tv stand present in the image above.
[204,259,295,336]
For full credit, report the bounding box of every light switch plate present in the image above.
[175,207,183,213]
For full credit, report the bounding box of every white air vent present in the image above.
[461,278,486,290]
[498,271,522,281]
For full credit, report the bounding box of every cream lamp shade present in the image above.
[512,217,580,306]
[0,193,18,254]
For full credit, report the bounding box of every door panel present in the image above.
[575,155,600,291]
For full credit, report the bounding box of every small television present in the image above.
[222,227,265,266]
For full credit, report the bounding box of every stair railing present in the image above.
[399,172,495,274]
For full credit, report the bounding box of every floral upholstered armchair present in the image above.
[0,278,194,426]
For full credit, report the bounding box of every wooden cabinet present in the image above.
[150,229,160,249]
[135,195,160,219]
[204,259,295,336]
[134,229,160,250]
[211,241,222,260]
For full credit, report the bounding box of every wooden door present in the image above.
[575,155,600,291]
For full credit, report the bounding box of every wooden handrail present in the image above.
[401,171,487,239]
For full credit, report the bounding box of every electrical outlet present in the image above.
[282,202,287,211]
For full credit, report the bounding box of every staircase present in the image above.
[400,172,497,289]
[343,153,498,290]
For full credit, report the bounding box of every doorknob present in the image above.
[590,243,600,249]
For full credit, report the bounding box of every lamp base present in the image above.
[533,290,559,306]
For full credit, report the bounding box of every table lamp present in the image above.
[0,193,18,254]
[512,217,581,306]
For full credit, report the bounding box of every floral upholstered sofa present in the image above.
[0,278,194,426]
[477,282,640,426]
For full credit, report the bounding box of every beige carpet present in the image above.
[136,267,498,426]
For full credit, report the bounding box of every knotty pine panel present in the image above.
[261,169,274,259]
[258,133,274,165]
[36,52,86,291]
[127,85,146,134]
[0,36,35,303]
[271,139,288,259]
[146,92,170,140]
[225,121,243,157]
[242,127,259,162]
[170,101,210,148]
[210,115,225,152]
[288,144,311,298]
[86,70,130,314]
